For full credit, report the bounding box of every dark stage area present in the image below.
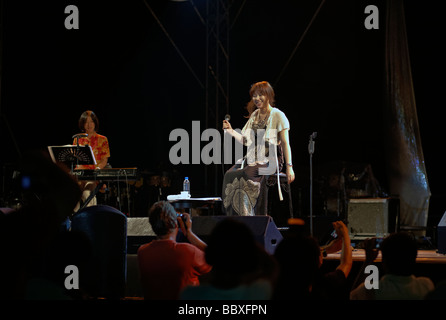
[1,1,445,234]
[1,0,446,303]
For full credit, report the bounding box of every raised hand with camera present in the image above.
[177,212,207,251]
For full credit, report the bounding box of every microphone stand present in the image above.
[75,136,80,173]
[308,132,317,237]
[222,114,231,177]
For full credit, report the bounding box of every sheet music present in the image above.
[47,145,96,166]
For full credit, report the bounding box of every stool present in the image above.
[265,172,293,227]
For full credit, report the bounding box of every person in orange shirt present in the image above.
[137,201,211,300]
[73,110,110,170]
[73,110,110,210]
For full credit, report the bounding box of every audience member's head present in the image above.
[273,234,321,299]
[380,232,418,276]
[148,201,178,237]
[205,218,276,289]
[0,150,82,299]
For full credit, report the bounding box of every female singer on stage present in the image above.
[222,81,295,216]
[73,110,110,209]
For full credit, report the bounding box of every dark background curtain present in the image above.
[384,0,430,230]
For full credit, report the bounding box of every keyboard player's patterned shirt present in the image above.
[73,134,110,169]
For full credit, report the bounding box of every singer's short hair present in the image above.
[78,110,99,132]
[245,81,276,117]
[249,81,275,103]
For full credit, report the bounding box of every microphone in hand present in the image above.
[223,114,232,130]
[310,132,317,140]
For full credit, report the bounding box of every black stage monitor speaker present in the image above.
[437,212,446,254]
[191,215,283,254]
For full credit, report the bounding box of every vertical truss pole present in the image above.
[205,0,230,196]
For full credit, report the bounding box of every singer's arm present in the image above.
[222,120,244,145]
[279,129,295,183]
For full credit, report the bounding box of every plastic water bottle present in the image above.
[183,177,190,195]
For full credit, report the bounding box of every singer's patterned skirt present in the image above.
[222,162,269,216]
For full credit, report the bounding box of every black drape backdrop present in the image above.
[384,0,430,229]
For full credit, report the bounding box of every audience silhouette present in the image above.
[180,218,278,300]
[350,232,434,300]
[0,150,83,299]
[0,151,439,302]
[273,220,352,300]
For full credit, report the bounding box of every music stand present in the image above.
[48,145,96,173]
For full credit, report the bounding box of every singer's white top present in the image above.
[241,107,289,166]
[241,107,290,146]
[240,107,290,200]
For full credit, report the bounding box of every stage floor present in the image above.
[326,249,446,264]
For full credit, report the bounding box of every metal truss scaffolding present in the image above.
[205,0,231,195]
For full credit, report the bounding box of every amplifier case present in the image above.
[347,198,399,239]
